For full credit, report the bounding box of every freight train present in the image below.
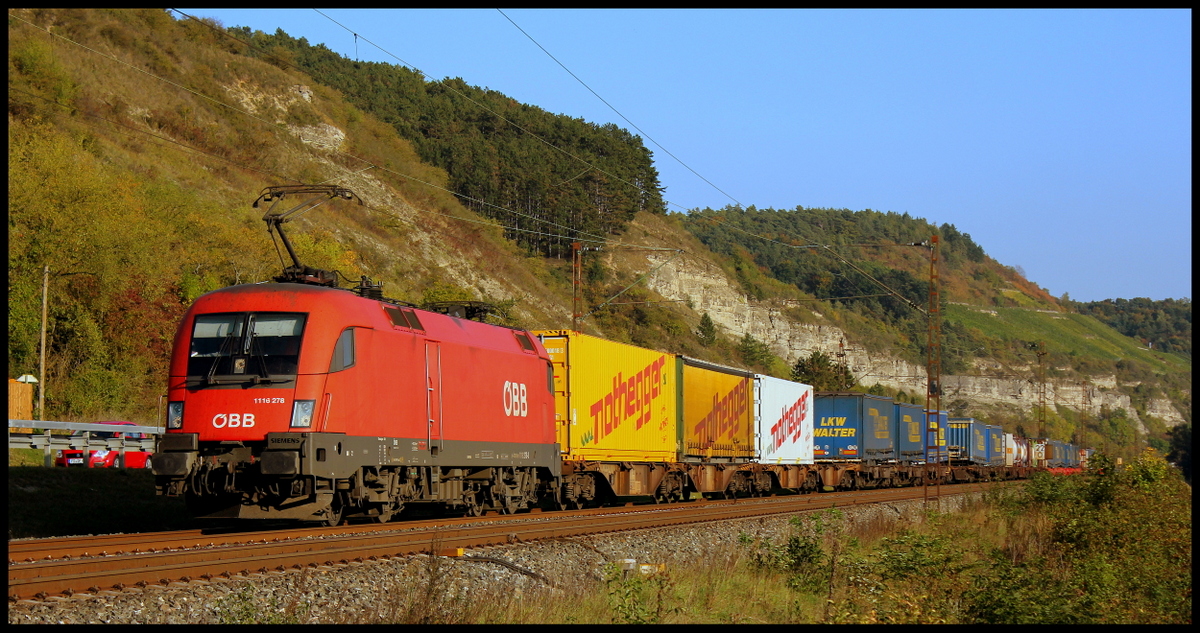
[151,278,1087,525]
[151,185,1089,524]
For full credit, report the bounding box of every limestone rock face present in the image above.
[640,251,1185,432]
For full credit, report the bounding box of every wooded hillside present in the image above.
[231,27,666,257]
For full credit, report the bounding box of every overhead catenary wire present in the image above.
[176,9,918,286]
[173,8,931,281]
[172,8,659,250]
[311,9,678,215]
[14,11,641,249]
[24,10,925,328]
[497,8,744,210]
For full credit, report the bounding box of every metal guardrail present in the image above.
[8,419,162,468]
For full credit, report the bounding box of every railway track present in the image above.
[9,482,997,602]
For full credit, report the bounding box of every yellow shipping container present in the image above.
[534,331,678,462]
[679,357,755,461]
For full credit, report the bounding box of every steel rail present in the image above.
[9,482,998,601]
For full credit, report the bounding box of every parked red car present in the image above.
[54,421,154,468]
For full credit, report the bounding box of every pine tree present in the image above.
[791,350,857,391]
[697,312,718,346]
[739,333,774,370]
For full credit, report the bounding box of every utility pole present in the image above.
[571,242,603,331]
[572,242,583,331]
[924,235,942,508]
[921,234,940,505]
[1035,340,1047,440]
[39,265,48,421]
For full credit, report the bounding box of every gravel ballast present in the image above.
[8,494,977,624]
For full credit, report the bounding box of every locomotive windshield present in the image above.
[188,312,307,382]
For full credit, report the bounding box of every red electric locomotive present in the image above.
[152,186,560,524]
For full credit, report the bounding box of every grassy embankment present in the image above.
[11,447,1185,624]
[325,450,1187,625]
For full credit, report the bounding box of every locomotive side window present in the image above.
[384,306,407,328]
[383,305,425,332]
[329,328,356,373]
[401,308,424,331]
[187,312,306,379]
[249,313,306,376]
[515,331,536,353]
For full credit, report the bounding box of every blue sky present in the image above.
[173,9,1191,303]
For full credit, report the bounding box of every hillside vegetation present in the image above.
[6,10,1189,464]
[228,25,666,258]
[1070,297,1191,358]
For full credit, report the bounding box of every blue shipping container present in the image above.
[985,425,1004,466]
[925,409,949,464]
[894,401,925,464]
[813,393,895,463]
[947,417,989,465]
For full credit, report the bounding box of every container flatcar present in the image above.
[947,417,989,465]
[985,424,1004,467]
[679,356,755,463]
[535,330,682,505]
[926,409,949,464]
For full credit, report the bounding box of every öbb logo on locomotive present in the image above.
[212,413,256,428]
[502,381,528,417]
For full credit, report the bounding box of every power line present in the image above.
[172,8,674,250]
[310,9,671,216]
[496,8,743,210]
[16,11,643,250]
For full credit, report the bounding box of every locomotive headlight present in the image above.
[167,401,184,429]
[291,400,316,428]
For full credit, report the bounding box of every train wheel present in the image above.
[499,495,521,515]
[372,502,399,524]
[463,490,486,517]
[322,502,344,527]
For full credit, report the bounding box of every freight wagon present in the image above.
[926,409,949,464]
[813,392,894,463]
[535,331,773,502]
[947,417,989,465]
[812,392,924,489]
[985,424,1004,467]
[1003,433,1031,467]
[754,374,818,492]
[536,330,683,505]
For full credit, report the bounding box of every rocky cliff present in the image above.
[630,231,1186,433]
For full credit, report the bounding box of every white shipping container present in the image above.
[1004,433,1016,467]
[755,375,814,464]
